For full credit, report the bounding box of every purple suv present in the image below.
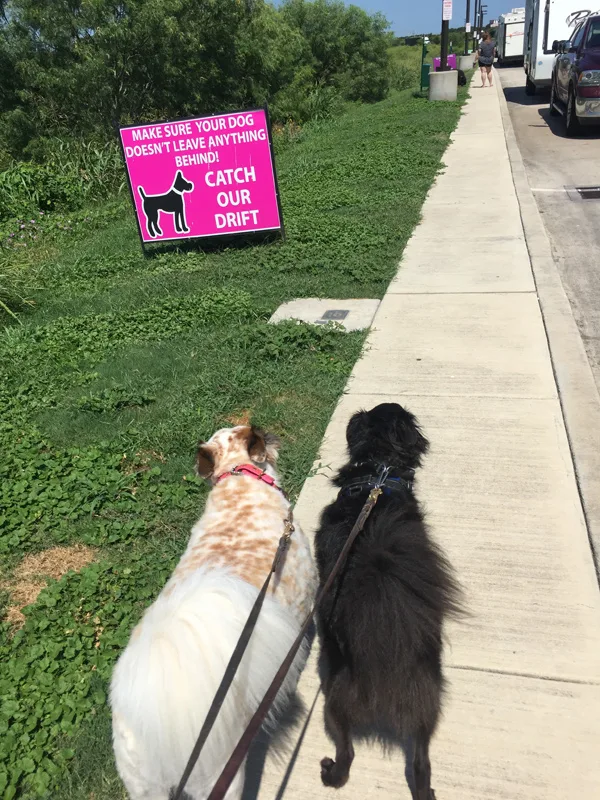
[550,14,600,135]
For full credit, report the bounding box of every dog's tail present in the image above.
[110,568,308,797]
[137,185,146,199]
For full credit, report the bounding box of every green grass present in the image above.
[0,87,467,799]
[388,42,442,91]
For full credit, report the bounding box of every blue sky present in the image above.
[283,1,509,36]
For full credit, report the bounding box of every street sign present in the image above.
[442,0,453,21]
[120,108,283,248]
[466,22,471,32]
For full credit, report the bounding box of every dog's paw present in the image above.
[320,757,349,789]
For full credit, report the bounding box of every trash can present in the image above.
[421,63,431,89]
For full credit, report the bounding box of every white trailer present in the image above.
[524,0,591,93]
[497,8,527,62]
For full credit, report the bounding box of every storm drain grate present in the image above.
[565,185,600,201]
[321,309,349,320]
[575,186,600,200]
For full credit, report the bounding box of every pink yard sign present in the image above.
[120,109,283,245]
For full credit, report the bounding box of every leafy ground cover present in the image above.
[0,86,467,799]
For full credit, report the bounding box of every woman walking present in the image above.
[477,31,496,87]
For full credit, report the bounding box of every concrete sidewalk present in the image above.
[253,79,600,799]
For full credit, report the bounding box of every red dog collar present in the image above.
[215,464,285,496]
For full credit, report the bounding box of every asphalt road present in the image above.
[498,65,600,392]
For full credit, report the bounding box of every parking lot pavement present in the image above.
[498,65,600,392]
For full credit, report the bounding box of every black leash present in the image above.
[170,511,294,800]
[205,485,385,800]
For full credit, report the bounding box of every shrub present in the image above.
[272,76,344,125]
[390,63,419,92]
[0,140,125,221]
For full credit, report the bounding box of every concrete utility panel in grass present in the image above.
[269,299,380,331]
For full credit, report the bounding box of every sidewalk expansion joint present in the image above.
[387,290,536,296]
[448,663,600,687]
[346,391,559,401]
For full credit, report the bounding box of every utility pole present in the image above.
[464,0,471,55]
[473,0,479,50]
[420,34,430,91]
[441,0,452,70]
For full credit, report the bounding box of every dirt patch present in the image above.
[3,580,46,627]
[2,544,96,628]
[224,409,252,426]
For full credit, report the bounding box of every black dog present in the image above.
[138,170,194,238]
[314,403,462,800]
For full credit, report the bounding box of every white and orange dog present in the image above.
[110,425,317,800]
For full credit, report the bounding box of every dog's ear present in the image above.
[346,410,369,453]
[246,426,280,464]
[263,431,281,462]
[195,442,215,478]
[391,413,429,461]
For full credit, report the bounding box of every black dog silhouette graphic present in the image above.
[137,170,194,238]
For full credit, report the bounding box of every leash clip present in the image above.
[368,487,383,503]
[282,518,295,543]
[374,464,391,489]
[273,511,294,573]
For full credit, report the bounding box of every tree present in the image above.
[281,0,391,101]
[0,0,392,157]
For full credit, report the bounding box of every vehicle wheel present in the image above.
[525,75,536,96]
[565,88,581,136]
[549,81,560,116]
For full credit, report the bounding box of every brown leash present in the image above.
[170,511,294,800]
[205,486,383,800]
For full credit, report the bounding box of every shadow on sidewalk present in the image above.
[242,690,320,800]
[242,686,419,799]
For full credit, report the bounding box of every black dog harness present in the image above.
[341,462,415,498]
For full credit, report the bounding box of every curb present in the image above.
[496,74,600,580]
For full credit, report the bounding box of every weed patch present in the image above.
[0,430,145,554]
[2,288,255,370]
[0,558,173,799]
[76,385,157,413]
